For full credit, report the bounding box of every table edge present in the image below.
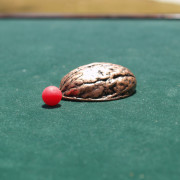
[0,13,180,19]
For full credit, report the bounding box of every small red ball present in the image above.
[42,86,62,106]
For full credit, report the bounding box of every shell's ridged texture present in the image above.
[59,62,136,101]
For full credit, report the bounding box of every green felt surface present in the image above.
[0,19,180,180]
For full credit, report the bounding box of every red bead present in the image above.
[42,86,62,106]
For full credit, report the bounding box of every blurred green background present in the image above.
[0,0,180,14]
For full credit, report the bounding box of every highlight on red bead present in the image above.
[42,86,62,106]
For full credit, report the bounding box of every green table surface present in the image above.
[0,19,180,180]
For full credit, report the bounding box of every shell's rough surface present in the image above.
[59,62,136,101]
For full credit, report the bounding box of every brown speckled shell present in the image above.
[59,62,136,101]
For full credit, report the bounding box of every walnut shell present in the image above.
[59,62,136,101]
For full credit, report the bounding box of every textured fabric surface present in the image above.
[0,20,180,180]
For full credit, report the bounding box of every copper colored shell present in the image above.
[59,62,136,101]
